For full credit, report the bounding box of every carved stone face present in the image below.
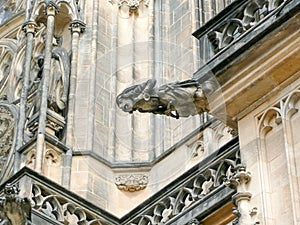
[116,97,134,112]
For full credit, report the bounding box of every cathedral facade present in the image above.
[0,0,299,224]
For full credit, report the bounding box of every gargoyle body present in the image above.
[116,79,209,118]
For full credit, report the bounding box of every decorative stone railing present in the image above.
[121,137,240,225]
[0,137,239,225]
[0,168,120,225]
[193,0,300,78]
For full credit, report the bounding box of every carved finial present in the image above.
[225,165,251,189]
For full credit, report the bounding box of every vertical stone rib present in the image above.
[154,0,164,156]
[191,0,200,71]
[15,22,36,173]
[110,5,118,161]
[148,0,156,160]
[35,4,57,173]
[87,0,99,151]
[63,21,85,188]
[66,22,85,147]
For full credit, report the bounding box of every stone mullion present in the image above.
[15,22,36,173]
[35,3,57,173]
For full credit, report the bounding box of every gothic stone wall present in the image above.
[238,78,300,224]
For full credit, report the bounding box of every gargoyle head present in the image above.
[116,79,157,113]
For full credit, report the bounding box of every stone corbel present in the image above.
[115,174,148,192]
[0,184,32,225]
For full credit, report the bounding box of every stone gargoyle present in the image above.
[0,184,32,225]
[116,79,209,119]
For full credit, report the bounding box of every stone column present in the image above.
[15,21,36,173]
[35,2,58,173]
[63,20,85,188]
[226,165,254,225]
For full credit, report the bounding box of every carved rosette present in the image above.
[115,174,148,192]
[0,105,15,177]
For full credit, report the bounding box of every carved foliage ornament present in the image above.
[115,174,148,192]
[0,106,14,176]
[116,79,209,119]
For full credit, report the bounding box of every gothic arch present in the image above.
[56,0,81,21]
[258,106,282,137]
[30,0,81,22]
[283,89,300,119]
[7,43,26,101]
[0,39,18,95]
